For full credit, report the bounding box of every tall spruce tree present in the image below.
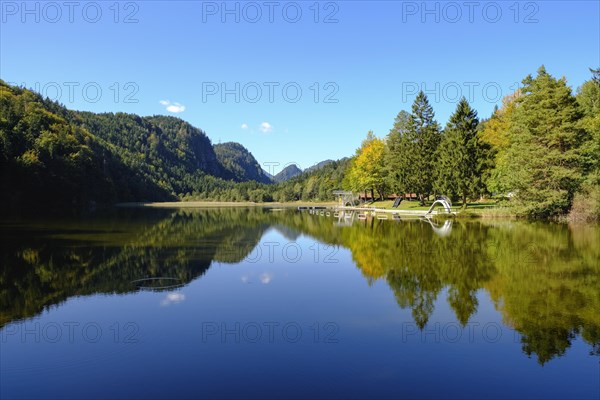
[404,92,441,203]
[385,110,411,195]
[435,97,481,207]
[495,66,585,217]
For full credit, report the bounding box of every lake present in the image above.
[1,208,598,399]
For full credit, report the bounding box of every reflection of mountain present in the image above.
[271,224,302,241]
[1,209,598,365]
[0,208,271,327]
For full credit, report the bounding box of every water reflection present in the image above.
[423,217,453,237]
[1,208,598,365]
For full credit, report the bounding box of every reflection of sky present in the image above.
[259,273,273,284]
[1,227,598,399]
[240,272,273,284]
[160,292,185,306]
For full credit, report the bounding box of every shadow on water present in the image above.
[1,207,598,364]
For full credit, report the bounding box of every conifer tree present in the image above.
[435,97,481,207]
[404,92,441,203]
[385,110,411,196]
[495,66,585,217]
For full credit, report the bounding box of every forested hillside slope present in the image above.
[0,81,270,211]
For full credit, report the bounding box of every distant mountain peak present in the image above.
[273,164,302,182]
[305,159,334,174]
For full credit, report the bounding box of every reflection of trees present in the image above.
[482,222,600,364]
[281,213,600,364]
[287,216,494,328]
[1,209,598,365]
[0,208,271,327]
[388,267,439,329]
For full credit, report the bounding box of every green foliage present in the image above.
[3,65,599,218]
[0,80,275,211]
[71,111,225,196]
[478,92,519,195]
[270,158,351,202]
[404,92,442,201]
[435,97,483,205]
[0,81,168,211]
[385,110,411,194]
[383,93,441,203]
[214,142,271,183]
[490,66,586,217]
[568,69,600,221]
[575,70,600,181]
[346,131,387,199]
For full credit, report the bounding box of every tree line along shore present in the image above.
[1,66,598,220]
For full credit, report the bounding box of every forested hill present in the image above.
[74,112,224,178]
[214,142,272,184]
[271,158,351,201]
[0,80,271,212]
[2,65,597,219]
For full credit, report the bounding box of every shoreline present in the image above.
[115,201,517,218]
[114,201,597,223]
[116,201,338,209]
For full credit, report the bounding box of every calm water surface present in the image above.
[1,208,599,399]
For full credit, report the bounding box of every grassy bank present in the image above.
[118,199,516,218]
[362,199,516,218]
[115,199,600,222]
[117,200,338,209]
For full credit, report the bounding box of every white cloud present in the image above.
[166,103,186,113]
[160,292,186,306]
[260,122,273,133]
[159,100,186,113]
[241,123,249,130]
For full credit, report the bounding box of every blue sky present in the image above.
[1,1,598,174]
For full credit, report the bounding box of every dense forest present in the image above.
[269,158,350,201]
[214,142,272,184]
[0,80,274,211]
[1,66,598,219]
[345,66,599,219]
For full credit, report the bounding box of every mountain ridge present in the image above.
[273,164,302,182]
[0,81,271,210]
[214,142,272,184]
[0,80,352,211]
